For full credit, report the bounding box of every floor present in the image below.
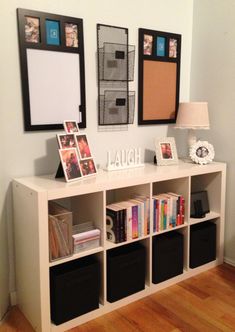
[1,264,235,332]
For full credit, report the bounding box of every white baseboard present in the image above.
[224,257,235,267]
[10,291,17,306]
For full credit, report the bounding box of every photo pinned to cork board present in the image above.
[155,137,179,166]
[138,28,181,125]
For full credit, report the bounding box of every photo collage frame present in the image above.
[24,15,79,47]
[17,8,86,131]
[57,121,97,182]
[138,28,181,125]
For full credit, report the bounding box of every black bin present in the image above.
[152,231,184,284]
[190,221,216,268]
[107,242,146,302]
[50,255,100,325]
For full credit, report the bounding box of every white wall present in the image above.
[0,0,194,318]
[190,0,235,265]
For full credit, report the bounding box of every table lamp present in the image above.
[175,102,210,148]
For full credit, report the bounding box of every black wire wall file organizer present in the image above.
[97,24,135,126]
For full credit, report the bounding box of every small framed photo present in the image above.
[45,19,60,46]
[59,148,82,182]
[63,120,79,134]
[57,134,76,149]
[155,137,178,165]
[143,34,153,55]
[79,158,97,176]
[169,38,177,58]
[25,16,40,43]
[65,23,78,47]
[189,141,215,165]
[75,134,92,159]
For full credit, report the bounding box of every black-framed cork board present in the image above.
[138,28,181,125]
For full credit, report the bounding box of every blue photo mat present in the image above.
[46,20,60,45]
[156,36,165,57]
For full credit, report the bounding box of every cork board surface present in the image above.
[143,60,177,120]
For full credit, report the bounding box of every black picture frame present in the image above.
[17,8,86,131]
[138,28,181,125]
[190,191,210,218]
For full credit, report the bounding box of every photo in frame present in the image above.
[58,148,82,182]
[138,28,181,125]
[155,137,178,165]
[63,120,79,134]
[143,34,153,55]
[75,134,92,159]
[57,134,76,149]
[79,158,97,176]
[25,16,40,43]
[17,8,86,131]
[189,141,215,165]
[65,23,78,47]
[45,19,60,46]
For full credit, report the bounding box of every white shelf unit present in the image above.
[12,161,226,332]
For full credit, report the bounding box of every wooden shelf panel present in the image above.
[190,211,220,225]
[105,235,150,250]
[49,246,104,267]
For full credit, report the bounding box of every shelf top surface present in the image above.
[13,160,226,199]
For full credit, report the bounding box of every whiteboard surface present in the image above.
[27,49,81,125]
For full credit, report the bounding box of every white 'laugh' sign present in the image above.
[106,148,144,171]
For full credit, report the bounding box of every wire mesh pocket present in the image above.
[99,90,135,125]
[99,43,135,81]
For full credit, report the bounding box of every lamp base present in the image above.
[188,129,197,148]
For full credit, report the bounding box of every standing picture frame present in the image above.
[17,8,86,131]
[155,137,178,165]
[138,28,181,125]
[189,140,215,165]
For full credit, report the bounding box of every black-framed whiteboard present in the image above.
[17,8,86,131]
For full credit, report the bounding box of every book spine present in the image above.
[120,209,126,242]
[146,198,150,235]
[160,199,165,231]
[153,199,156,233]
[132,205,138,239]
[181,196,185,224]
[106,209,120,243]
[126,206,132,241]
[140,201,145,237]
[137,204,142,238]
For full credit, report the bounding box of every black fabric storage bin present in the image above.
[152,231,184,284]
[190,221,216,268]
[50,255,100,325]
[107,242,146,302]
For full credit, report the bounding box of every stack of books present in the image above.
[106,196,150,244]
[72,222,101,253]
[152,192,185,232]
